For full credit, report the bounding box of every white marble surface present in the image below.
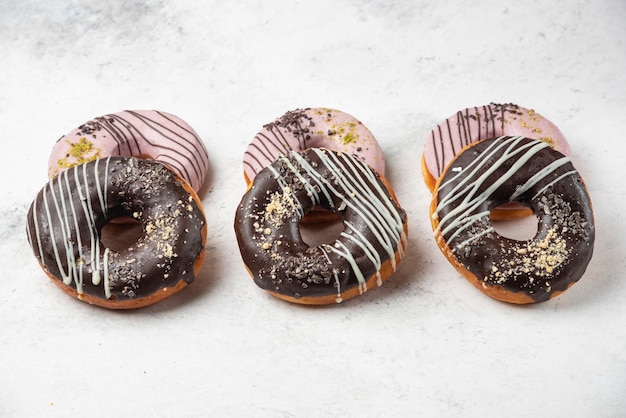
[1,1,625,416]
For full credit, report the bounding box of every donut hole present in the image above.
[299,210,344,247]
[491,203,539,241]
[100,217,144,251]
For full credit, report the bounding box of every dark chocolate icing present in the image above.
[26,156,206,301]
[434,136,594,302]
[235,148,407,302]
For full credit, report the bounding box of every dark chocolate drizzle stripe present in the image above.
[74,111,208,191]
[99,114,140,154]
[243,128,292,174]
[487,103,498,134]
[434,136,594,301]
[127,110,209,178]
[458,108,470,149]
[243,109,312,176]
[108,111,208,186]
[272,108,310,150]
[430,103,523,177]
[27,157,206,301]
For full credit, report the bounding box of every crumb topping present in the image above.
[52,137,103,176]
[264,109,314,144]
[264,186,297,227]
[489,228,568,287]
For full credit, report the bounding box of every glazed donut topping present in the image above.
[235,148,407,303]
[48,110,209,192]
[423,103,571,187]
[243,108,384,183]
[27,156,206,302]
[433,136,594,302]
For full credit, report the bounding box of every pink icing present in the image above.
[243,108,385,182]
[423,103,571,183]
[48,110,209,192]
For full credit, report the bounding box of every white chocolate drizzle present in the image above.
[280,149,406,293]
[33,157,114,297]
[435,136,576,253]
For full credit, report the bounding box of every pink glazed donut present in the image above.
[422,103,571,192]
[243,108,385,184]
[48,110,209,192]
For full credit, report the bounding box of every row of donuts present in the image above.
[236,104,595,305]
[25,104,595,309]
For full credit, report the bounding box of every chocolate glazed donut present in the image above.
[235,148,408,304]
[431,136,595,303]
[26,156,207,309]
